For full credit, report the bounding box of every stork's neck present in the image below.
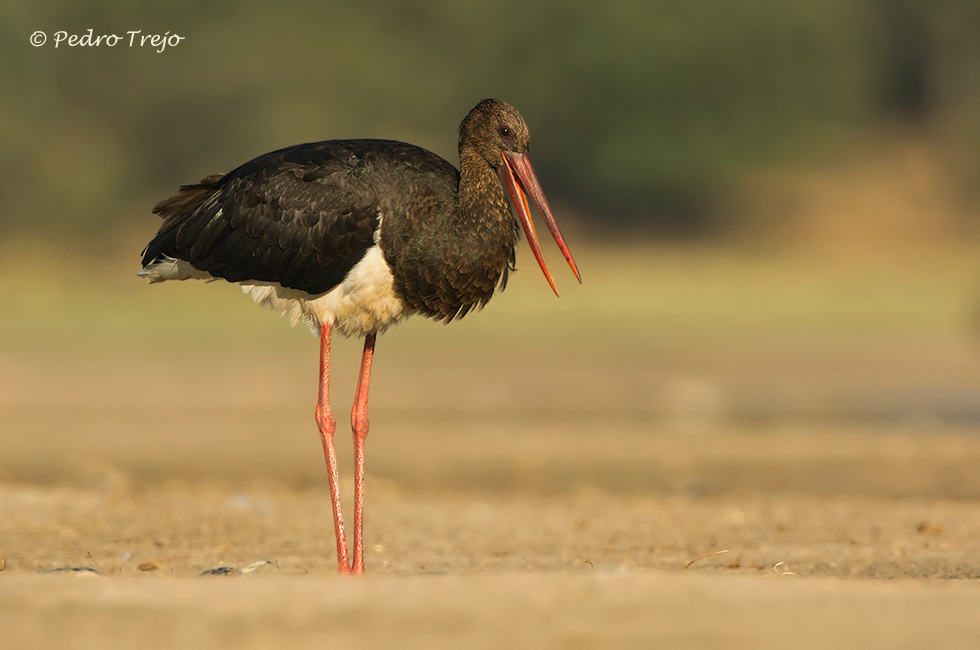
[380,144,519,322]
[454,147,511,227]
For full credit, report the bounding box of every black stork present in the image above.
[139,99,580,574]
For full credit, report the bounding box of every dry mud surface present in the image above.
[4,424,980,649]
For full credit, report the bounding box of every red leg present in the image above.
[315,322,351,574]
[350,332,376,574]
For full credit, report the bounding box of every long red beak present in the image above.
[500,150,581,296]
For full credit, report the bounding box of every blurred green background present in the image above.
[4,0,979,241]
[3,0,980,491]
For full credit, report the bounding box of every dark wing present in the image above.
[142,141,389,295]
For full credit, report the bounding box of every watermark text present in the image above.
[30,29,185,53]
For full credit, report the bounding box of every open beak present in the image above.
[500,150,581,296]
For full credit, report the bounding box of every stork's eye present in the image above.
[498,124,512,139]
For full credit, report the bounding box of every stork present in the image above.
[140,99,580,574]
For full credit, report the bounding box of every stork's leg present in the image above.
[350,332,376,574]
[315,322,351,574]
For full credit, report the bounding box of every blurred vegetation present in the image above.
[2,0,979,242]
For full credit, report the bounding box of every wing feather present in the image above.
[142,142,388,295]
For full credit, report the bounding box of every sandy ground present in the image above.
[4,246,980,647]
[5,415,980,649]
[4,457,980,649]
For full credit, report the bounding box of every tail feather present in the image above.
[141,173,225,269]
[138,255,217,283]
[152,173,225,231]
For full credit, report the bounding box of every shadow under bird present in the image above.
[139,99,581,574]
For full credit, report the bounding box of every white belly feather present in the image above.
[240,245,409,336]
[140,243,410,337]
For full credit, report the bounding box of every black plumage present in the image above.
[144,141,425,297]
[140,100,559,323]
